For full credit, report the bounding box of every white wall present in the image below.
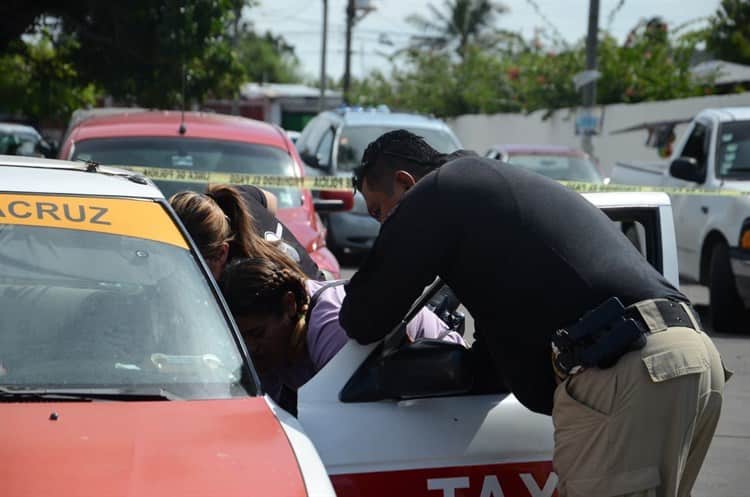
[447,92,750,176]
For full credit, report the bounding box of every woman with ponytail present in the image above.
[169,185,312,280]
[219,257,465,408]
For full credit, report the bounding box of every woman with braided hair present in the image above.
[220,257,465,409]
[169,185,309,280]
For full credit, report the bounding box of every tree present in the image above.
[63,0,249,107]
[352,18,712,118]
[405,0,513,59]
[235,31,302,84]
[706,0,750,65]
[0,32,98,122]
[350,45,519,116]
[0,1,252,109]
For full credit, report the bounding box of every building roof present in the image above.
[691,59,750,86]
[240,83,341,100]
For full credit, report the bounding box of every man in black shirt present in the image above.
[339,130,727,497]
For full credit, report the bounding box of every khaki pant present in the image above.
[552,301,729,497]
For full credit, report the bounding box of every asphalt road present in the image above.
[340,267,749,497]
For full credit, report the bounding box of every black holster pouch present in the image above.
[552,297,647,377]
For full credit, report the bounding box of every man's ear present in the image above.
[394,170,416,191]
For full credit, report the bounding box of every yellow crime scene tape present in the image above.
[559,180,750,197]
[123,165,750,197]
[124,166,355,191]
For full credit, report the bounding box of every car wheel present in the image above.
[709,242,747,333]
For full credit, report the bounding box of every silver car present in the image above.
[296,107,462,258]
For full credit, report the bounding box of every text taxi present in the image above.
[0,155,335,497]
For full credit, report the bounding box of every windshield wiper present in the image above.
[0,386,181,402]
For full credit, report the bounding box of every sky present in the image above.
[247,0,721,83]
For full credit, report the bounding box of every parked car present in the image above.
[296,106,463,257]
[0,122,56,158]
[0,154,335,497]
[611,107,750,332]
[59,110,344,278]
[294,191,678,497]
[485,144,605,183]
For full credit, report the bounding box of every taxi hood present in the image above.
[0,398,307,497]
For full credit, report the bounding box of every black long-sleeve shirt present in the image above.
[339,156,685,415]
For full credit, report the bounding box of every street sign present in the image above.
[575,110,600,136]
[572,70,602,91]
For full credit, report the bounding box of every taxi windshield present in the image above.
[72,137,303,208]
[0,196,253,399]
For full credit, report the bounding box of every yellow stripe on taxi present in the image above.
[0,194,188,249]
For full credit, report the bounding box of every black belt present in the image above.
[551,297,700,379]
[624,299,701,333]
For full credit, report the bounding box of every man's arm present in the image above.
[340,175,456,344]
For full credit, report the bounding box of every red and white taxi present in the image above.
[0,155,335,497]
[58,110,345,278]
[295,192,678,497]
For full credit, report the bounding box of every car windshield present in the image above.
[506,153,602,183]
[72,137,302,208]
[716,121,750,178]
[0,132,40,156]
[337,125,460,172]
[0,195,253,399]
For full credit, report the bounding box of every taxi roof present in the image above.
[0,154,164,199]
[583,191,671,208]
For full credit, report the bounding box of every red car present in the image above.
[59,110,343,278]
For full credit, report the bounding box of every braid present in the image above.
[221,258,308,318]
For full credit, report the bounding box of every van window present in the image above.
[716,120,750,178]
[337,126,460,172]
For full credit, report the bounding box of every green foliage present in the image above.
[353,15,713,118]
[60,0,246,107]
[235,31,302,84]
[350,46,518,116]
[706,0,750,65]
[0,35,98,121]
[0,0,303,121]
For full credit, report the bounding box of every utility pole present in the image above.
[343,0,355,104]
[581,0,600,157]
[319,0,328,112]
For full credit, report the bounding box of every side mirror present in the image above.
[37,138,58,159]
[669,157,705,183]
[300,150,319,168]
[339,339,473,402]
[314,190,354,212]
[301,150,331,171]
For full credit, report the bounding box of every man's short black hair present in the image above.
[354,129,444,193]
